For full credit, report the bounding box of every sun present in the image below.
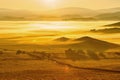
[43,0,57,5]
[44,0,56,3]
[37,0,59,8]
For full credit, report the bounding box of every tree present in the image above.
[87,50,100,60]
[99,52,106,59]
[16,50,22,55]
[65,49,88,61]
[0,51,3,54]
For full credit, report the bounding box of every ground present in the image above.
[0,50,120,80]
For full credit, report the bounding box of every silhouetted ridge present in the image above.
[74,36,95,41]
[105,22,120,27]
[54,37,70,42]
[90,28,120,33]
[70,36,120,52]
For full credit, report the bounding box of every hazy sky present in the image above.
[0,0,120,11]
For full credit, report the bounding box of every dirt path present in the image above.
[28,53,120,73]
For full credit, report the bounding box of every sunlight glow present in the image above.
[29,23,74,30]
[42,0,58,5]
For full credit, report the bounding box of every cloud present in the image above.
[90,28,120,34]
[0,34,58,40]
[30,30,60,33]
[25,34,57,37]
[0,27,19,30]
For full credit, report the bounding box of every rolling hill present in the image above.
[45,7,98,17]
[54,37,70,42]
[95,7,120,20]
[104,22,120,27]
[67,36,120,52]
[98,7,120,13]
[95,12,120,20]
[0,7,97,21]
[0,8,39,20]
[0,7,120,20]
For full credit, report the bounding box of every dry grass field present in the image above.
[0,49,119,80]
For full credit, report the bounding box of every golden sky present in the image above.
[0,0,120,11]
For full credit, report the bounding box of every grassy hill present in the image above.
[66,36,120,52]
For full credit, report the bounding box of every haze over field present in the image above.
[0,0,120,80]
[0,21,120,45]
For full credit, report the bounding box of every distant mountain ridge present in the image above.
[45,7,98,17]
[0,8,36,17]
[98,7,120,13]
[95,12,120,20]
[0,8,39,20]
[0,7,120,20]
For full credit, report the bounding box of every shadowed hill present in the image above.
[54,37,70,42]
[104,22,120,27]
[90,28,120,33]
[68,36,120,52]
